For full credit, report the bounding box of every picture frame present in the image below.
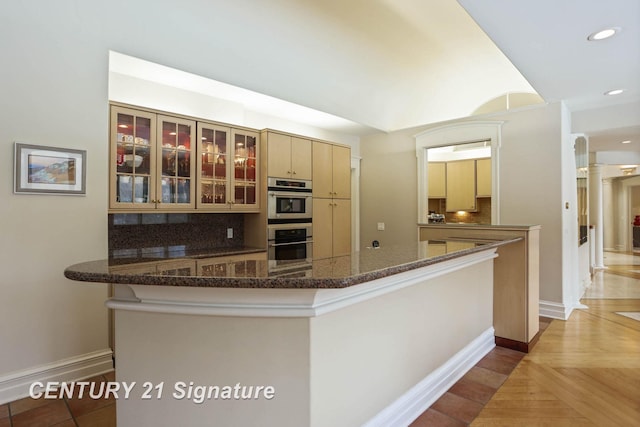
[14,142,86,195]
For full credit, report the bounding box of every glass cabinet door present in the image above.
[111,107,155,208]
[231,130,258,208]
[158,115,195,209]
[197,123,230,208]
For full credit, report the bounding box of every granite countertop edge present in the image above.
[418,223,541,230]
[64,238,521,290]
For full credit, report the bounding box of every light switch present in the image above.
[377,222,385,231]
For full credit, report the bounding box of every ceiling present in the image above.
[457,0,640,153]
[115,0,639,153]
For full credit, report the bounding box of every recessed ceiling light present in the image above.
[587,27,619,41]
[621,140,632,144]
[605,89,624,96]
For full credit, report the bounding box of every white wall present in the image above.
[559,105,583,309]
[359,127,421,248]
[361,103,577,316]
[1,0,365,401]
[1,2,112,400]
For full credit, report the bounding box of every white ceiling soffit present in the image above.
[109,0,537,134]
[108,52,378,136]
[458,0,640,112]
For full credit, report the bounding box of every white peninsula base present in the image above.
[108,248,497,427]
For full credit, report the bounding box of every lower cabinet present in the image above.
[313,198,351,259]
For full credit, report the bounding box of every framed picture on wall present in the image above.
[14,142,86,195]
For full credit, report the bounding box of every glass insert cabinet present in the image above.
[196,123,258,211]
[109,105,259,212]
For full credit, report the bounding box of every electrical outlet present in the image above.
[377,222,385,231]
[227,228,233,239]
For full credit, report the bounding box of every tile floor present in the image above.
[409,317,552,427]
[0,371,116,427]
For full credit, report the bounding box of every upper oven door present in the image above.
[267,191,313,220]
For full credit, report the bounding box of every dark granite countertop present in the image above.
[65,238,520,289]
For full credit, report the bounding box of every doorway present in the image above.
[415,121,503,225]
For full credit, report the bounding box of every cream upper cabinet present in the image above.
[446,159,476,212]
[290,137,312,180]
[428,162,446,198]
[157,115,197,209]
[313,198,351,259]
[197,122,259,211]
[110,106,196,211]
[476,158,491,197]
[110,106,156,210]
[312,142,351,199]
[265,131,312,180]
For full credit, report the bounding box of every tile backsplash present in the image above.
[428,197,492,224]
[108,213,244,257]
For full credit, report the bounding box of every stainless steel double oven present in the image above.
[267,177,312,271]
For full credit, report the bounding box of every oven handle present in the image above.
[269,193,312,198]
[268,240,313,247]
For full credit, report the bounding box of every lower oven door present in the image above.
[268,240,312,263]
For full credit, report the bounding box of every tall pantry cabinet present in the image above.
[312,142,351,259]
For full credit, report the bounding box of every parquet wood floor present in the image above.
[472,298,640,426]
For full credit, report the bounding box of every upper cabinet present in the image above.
[110,105,259,213]
[476,158,491,197]
[312,142,351,199]
[197,122,259,211]
[428,162,446,198]
[158,115,197,208]
[445,159,476,212]
[264,131,312,180]
[110,106,196,211]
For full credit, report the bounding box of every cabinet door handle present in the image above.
[292,171,297,175]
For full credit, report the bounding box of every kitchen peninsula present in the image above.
[65,238,519,427]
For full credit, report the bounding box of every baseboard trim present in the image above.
[0,349,113,405]
[363,327,495,427]
[495,334,538,353]
[539,300,572,320]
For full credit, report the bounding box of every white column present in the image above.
[589,164,605,268]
